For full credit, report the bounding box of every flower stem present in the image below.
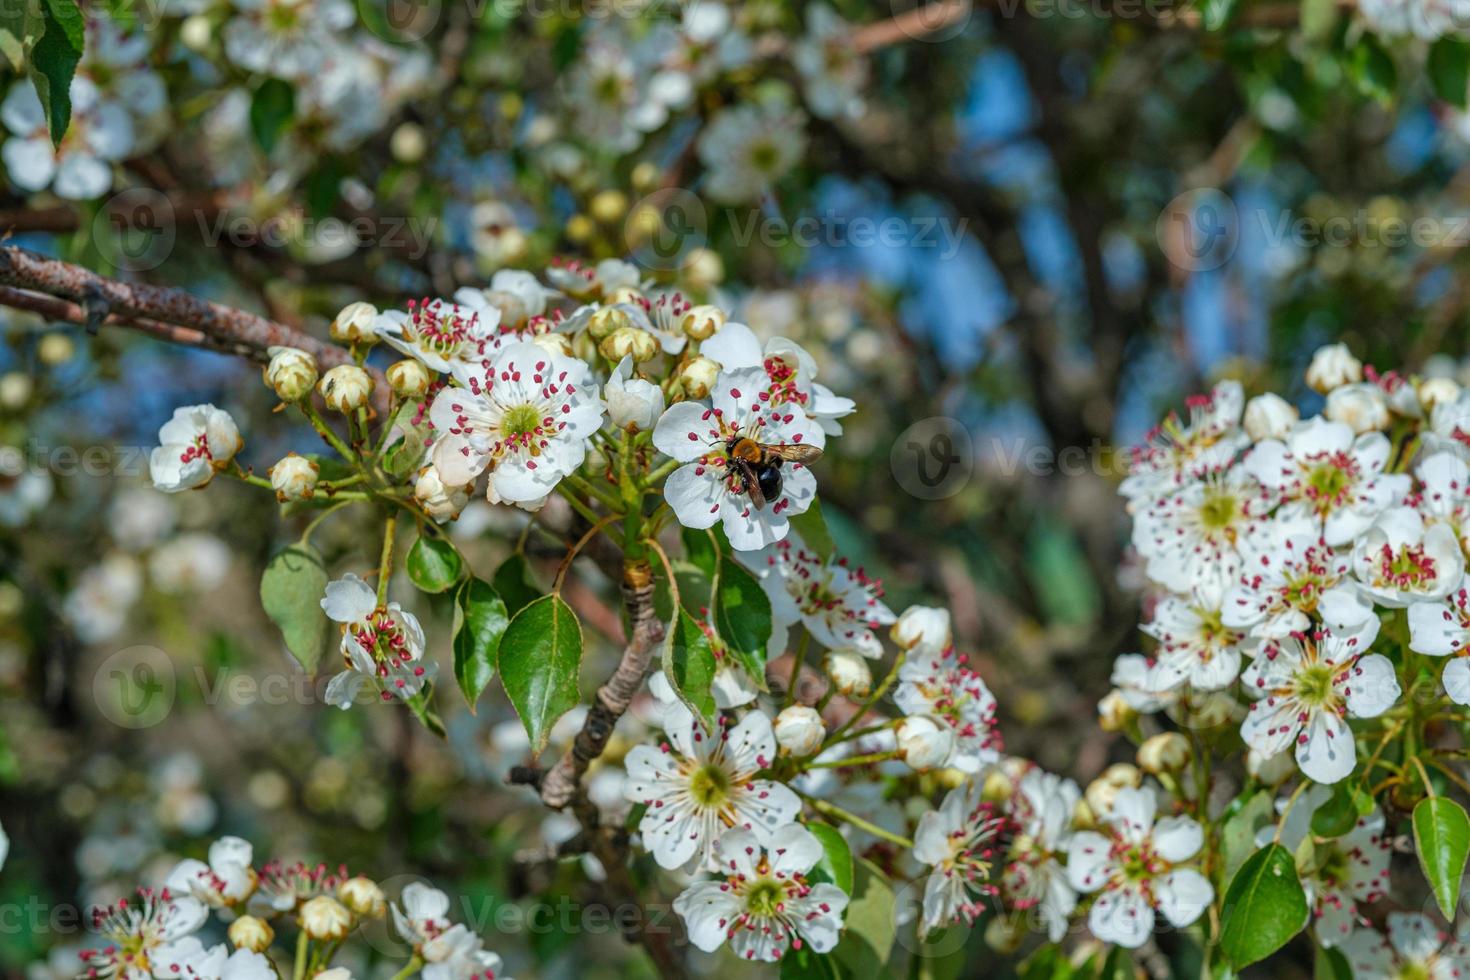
[377,513,397,605]
[782,631,810,709]
[292,930,309,980]
[387,956,422,980]
[799,791,913,849]
[827,652,905,745]
[802,750,898,770]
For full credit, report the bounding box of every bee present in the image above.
[726,435,823,509]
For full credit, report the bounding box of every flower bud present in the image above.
[896,715,955,772]
[631,161,659,191]
[590,189,629,225]
[337,876,387,919]
[1305,342,1362,393]
[318,365,374,413]
[599,326,659,363]
[316,970,352,980]
[1243,392,1297,441]
[38,333,74,366]
[180,14,212,50]
[1084,763,1140,817]
[981,768,1014,804]
[773,706,825,757]
[681,304,725,341]
[532,332,576,359]
[269,454,319,502]
[264,346,319,402]
[390,122,426,164]
[586,306,632,341]
[984,915,1026,954]
[387,359,432,399]
[681,247,724,289]
[330,302,379,344]
[1324,383,1390,434]
[675,356,720,400]
[824,650,872,699]
[415,466,471,523]
[1136,732,1191,774]
[892,605,951,656]
[1097,690,1137,733]
[299,895,352,941]
[0,372,32,409]
[1420,377,1462,413]
[228,915,273,952]
[606,356,665,431]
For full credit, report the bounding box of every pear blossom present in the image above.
[1065,786,1212,949]
[622,704,801,871]
[913,775,1015,934]
[673,824,849,963]
[391,883,507,980]
[148,405,243,492]
[738,534,895,659]
[320,574,433,707]
[1306,343,1364,393]
[428,342,603,505]
[148,939,273,980]
[894,645,1003,772]
[1130,463,1278,593]
[1340,913,1470,980]
[165,837,256,908]
[701,322,855,435]
[1223,530,1375,640]
[1002,768,1080,942]
[1408,584,1470,703]
[1140,584,1247,691]
[221,0,355,79]
[544,257,641,300]
[375,297,501,381]
[1240,620,1400,784]
[651,365,823,551]
[1242,417,1409,546]
[697,103,808,204]
[1350,506,1464,606]
[1120,380,1247,503]
[604,355,665,431]
[1414,451,1470,554]
[793,4,867,120]
[1304,809,1392,946]
[79,887,209,980]
[3,77,133,200]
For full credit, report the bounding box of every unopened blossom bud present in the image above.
[415,466,471,523]
[681,304,725,341]
[773,706,825,757]
[1072,798,1098,831]
[984,915,1026,954]
[387,359,432,399]
[1246,748,1296,785]
[532,332,576,359]
[0,371,32,409]
[600,326,658,363]
[316,970,352,980]
[1420,377,1462,413]
[1243,392,1297,441]
[390,122,426,164]
[981,768,1014,803]
[1097,690,1137,733]
[228,915,273,952]
[681,247,724,289]
[1305,342,1362,393]
[38,333,74,366]
[824,650,872,699]
[676,356,721,399]
[631,161,659,192]
[337,876,387,919]
[318,365,374,413]
[587,306,633,341]
[264,346,318,402]
[1084,763,1141,817]
[299,895,352,941]
[896,715,955,772]
[180,14,212,50]
[590,189,629,225]
[892,605,951,656]
[330,302,379,344]
[270,454,319,502]
[1325,383,1390,434]
[1137,732,1191,774]
[566,214,594,244]
[606,356,664,431]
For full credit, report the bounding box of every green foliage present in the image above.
[1311,782,1372,839]
[1348,33,1397,104]
[1219,843,1309,968]
[789,497,836,558]
[259,544,330,671]
[28,0,84,144]
[1413,796,1470,920]
[832,858,896,975]
[806,823,854,896]
[249,79,296,154]
[492,553,542,617]
[660,607,717,730]
[712,556,773,686]
[452,577,509,710]
[1220,790,1275,884]
[497,595,583,752]
[407,536,463,593]
[1429,38,1470,108]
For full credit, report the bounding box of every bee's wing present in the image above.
[734,459,767,509]
[766,443,824,464]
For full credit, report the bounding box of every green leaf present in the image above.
[1219,844,1309,969]
[789,498,836,558]
[661,607,717,730]
[0,28,24,72]
[806,823,854,895]
[712,557,772,687]
[1430,38,1470,108]
[780,949,841,980]
[681,526,718,577]
[1201,0,1239,30]
[1349,34,1397,104]
[1311,782,1371,839]
[1099,946,1134,980]
[453,578,508,711]
[249,78,295,154]
[1220,790,1274,884]
[407,536,463,593]
[1314,945,1353,980]
[28,0,84,145]
[260,545,330,671]
[832,858,896,975]
[492,553,542,617]
[1413,796,1470,920]
[498,595,583,753]
[1300,0,1339,42]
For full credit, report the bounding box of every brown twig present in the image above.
[851,0,973,53]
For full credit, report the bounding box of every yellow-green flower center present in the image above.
[688,764,729,807]
[501,403,543,440]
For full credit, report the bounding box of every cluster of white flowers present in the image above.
[75,836,502,980]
